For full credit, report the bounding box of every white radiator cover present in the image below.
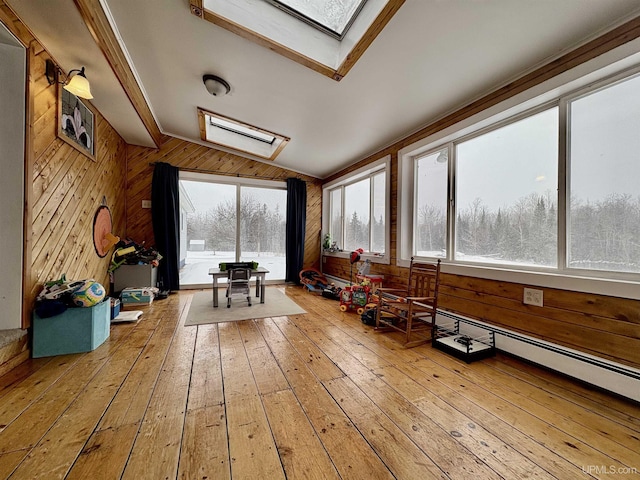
[439,311,640,403]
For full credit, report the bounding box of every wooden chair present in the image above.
[375,258,441,347]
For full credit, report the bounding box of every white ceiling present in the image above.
[8,0,640,178]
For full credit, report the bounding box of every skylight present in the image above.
[263,0,368,39]
[194,0,403,81]
[197,108,290,160]
[210,116,276,144]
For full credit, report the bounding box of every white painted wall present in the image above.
[0,28,26,330]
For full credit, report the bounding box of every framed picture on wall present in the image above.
[58,87,96,161]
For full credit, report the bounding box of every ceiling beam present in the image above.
[72,0,165,147]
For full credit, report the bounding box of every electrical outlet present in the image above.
[142,200,152,209]
[523,287,543,307]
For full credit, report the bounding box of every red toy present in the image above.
[339,284,369,314]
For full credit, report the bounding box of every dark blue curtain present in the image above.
[285,178,306,284]
[151,162,180,291]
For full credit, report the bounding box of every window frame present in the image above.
[179,171,287,288]
[398,59,640,300]
[562,68,640,279]
[322,155,391,264]
[412,146,451,260]
[451,103,561,269]
[263,0,368,40]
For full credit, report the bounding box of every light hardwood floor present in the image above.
[0,286,639,479]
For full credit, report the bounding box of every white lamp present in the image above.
[63,67,93,99]
[203,74,231,96]
[45,60,94,99]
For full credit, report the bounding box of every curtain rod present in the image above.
[148,162,311,182]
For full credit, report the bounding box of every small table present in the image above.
[208,267,270,307]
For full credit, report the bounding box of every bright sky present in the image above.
[181,180,287,213]
[570,73,640,202]
[456,107,558,211]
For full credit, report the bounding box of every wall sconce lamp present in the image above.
[203,74,230,96]
[46,59,94,99]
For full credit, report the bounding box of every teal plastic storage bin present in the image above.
[32,300,110,358]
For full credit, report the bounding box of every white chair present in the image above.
[226,268,252,308]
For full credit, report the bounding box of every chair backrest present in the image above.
[406,258,441,303]
[228,268,251,283]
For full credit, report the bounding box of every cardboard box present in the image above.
[32,300,110,358]
[120,287,154,305]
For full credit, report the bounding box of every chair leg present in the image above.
[248,296,252,306]
[405,307,413,345]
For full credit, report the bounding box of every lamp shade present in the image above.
[64,71,93,99]
[203,74,230,96]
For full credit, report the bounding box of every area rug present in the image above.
[185,287,306,326]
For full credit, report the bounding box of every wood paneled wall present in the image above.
[322,17,640,370]
[2,0,129,329]
[29,49,127,312]
[125,137,322,272]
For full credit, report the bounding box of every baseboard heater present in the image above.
[436,310,640,403]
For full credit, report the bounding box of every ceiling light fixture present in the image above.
[45,59,94,99]
[203,74,231,96]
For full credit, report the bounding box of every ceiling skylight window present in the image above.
[197,108,290,160]
[194,0,403,81]
[263,0,368,39]
[211,116,276,144]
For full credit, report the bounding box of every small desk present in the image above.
[208,267,270,307]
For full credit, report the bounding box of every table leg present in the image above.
[255,278,260,298]
[260,274,266,304]
[213,277,219,307]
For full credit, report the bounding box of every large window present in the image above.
[415,148,448,258]
[401,65,640,284]
[332,170,385,253]
[455,108,558,267]
[179,175,286,286]
[567,74,640,274]
[324,158,389,257]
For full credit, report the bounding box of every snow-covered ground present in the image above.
[179,250,286,286]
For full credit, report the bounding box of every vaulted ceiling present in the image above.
[8,0,640,178]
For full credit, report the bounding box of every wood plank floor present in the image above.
[0,286,639,479]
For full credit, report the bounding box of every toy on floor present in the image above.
[299,268,329,294]
[339,284,369,314]
[361,303,378,326]
[322,283,342,300]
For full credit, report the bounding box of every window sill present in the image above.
[323,251,389,265]
[397,257,640,300]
